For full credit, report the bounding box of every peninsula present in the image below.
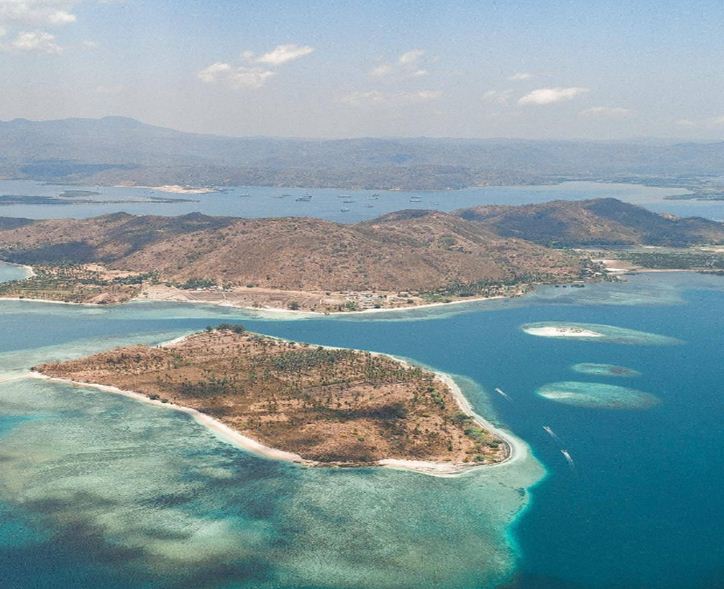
[0,198,720,311]
[34,325,508,471]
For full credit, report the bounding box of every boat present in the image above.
[410,196,423,203]
[494,387,511,400]
[340,208,351,212]
[342,199,355,203]
[295,195,312,202]
[240,193,251,198]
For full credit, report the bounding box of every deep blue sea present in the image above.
[0,269,721,588]
[1,179,721,222]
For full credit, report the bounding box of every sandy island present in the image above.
[31,331,517,477]
[29,368,520,478]
[523,326,604,338]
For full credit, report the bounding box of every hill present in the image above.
[0,208,584,308]
[457,198,724,247]
[3,117,724,189]
[0,199,717,310]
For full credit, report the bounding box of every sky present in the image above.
[1,0,724,140]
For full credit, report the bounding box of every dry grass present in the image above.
[36,328,507,465]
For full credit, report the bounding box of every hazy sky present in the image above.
[2,0,724,139]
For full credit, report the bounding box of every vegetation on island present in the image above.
[611,250,724,271]
[35,326,508,466]
[0,264,158,304]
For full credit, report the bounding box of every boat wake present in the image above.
[560,449,575,469]
[494,387,512,401]
[543,426,576,469]
[542,425,562,444]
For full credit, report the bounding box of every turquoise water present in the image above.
[0,262,29,283]
[1,179,719,222]
[0,272,722,588]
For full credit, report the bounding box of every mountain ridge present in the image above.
[3,117,724,190]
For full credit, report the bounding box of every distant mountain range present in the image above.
[0,199,720,294]
[2,117,724,189]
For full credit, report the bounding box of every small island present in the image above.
[523,325,604,338]
[34,326,509,472]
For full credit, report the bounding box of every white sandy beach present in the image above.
[150,184,217,194]
[26,333,522,478]
[523,326,604,338]
[140,288,508,318]
[27,371,313,466]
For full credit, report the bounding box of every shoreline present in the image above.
[0,288,510,317]
[0,261,526,316]
[137,290,510,318]
[28,334,519,477]
[0,296,102,307]
[28,371,316,466]
[0,261,35,279]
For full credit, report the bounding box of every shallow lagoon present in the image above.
[0,271,722,588]
[536,381,659,409]
[571,362,641,378]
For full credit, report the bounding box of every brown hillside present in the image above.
[0,210,583,292]
[457,198,724,247]
[35,327,508,466]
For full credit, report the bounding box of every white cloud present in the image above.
[398,48,425,65]
[370,63,393,77]
[199,43,312,90]
[518,86,589,105]
[0,1,77,27]
[198,62,275,89]
[711,115,724,125]
[580,106,632,118]
[370,48,430,78]
[0,1,79,55]
[2,30,62,53]
[414,90,442,100]
[227,67,275,89]
[254,43,314,65]
[341,89,442,107]
[198,62,232,82]
[508,72,532,81]
[482,89,513,105]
